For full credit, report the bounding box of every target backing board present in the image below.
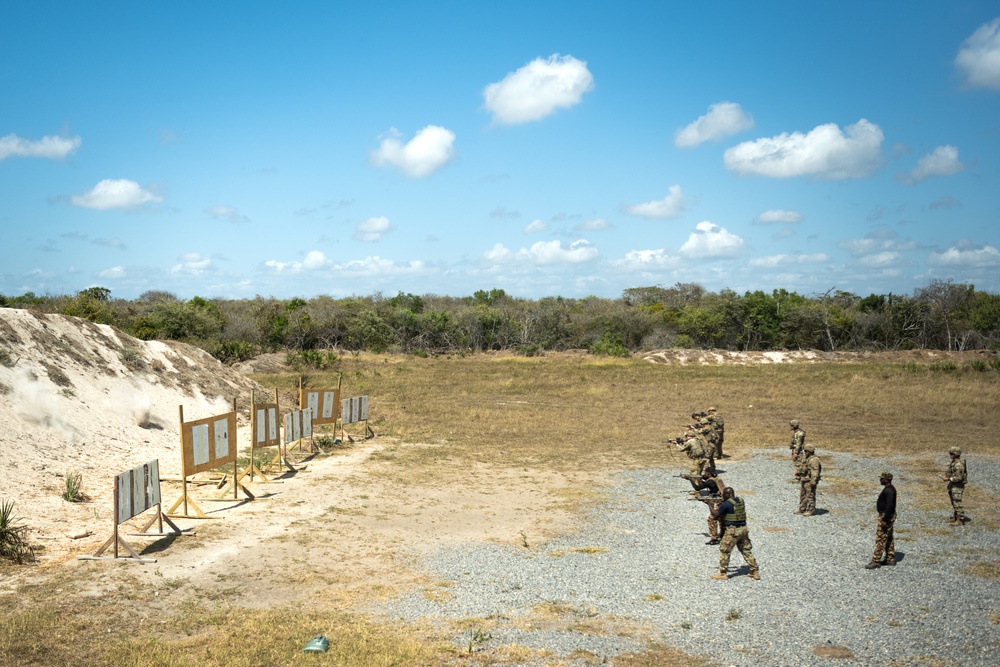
[181,411,238,476]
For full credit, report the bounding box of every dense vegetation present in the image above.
[3,280,999,363]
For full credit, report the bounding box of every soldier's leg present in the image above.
[735,528,759,575]
[707,514,719,541]
[884,520,895,562]
[797,481,808,513]
[872,518,887,562]
[804,482,816,514]
[718,530,735,573]
[950,485,965,522]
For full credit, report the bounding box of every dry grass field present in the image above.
[2,350,998,666]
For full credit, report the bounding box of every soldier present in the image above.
[789,419,805,462]
[940,446,969,525]
[675,431,709,477]
[689,469,726,545]
[691,416,717,473]
[709,487,760,580]
[794,444,821,516]
[707,407,725,458]
[866,472,897,569]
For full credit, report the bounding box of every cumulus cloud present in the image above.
[97,265,126,278]
[955,18,1000,90]
[170,252,213,276]
[624,184,685,219]
[748,253,829,267]
[0,133,81,160]
[71,179,162,210]
[902,145,966,184]
[483,54,594,125]
[339,256,428,275]
[857,251,902,267]
[675,102,754,148]
[755,209,803,224]
[353,216,393,242]
[679,221,744,258]
[723,119,883,179]
[610,248,680,270]
[205,205,250,223]
[370,125,456,177]
[484,239,598,265]
[928,244,1000,267]
[523,219,548,233]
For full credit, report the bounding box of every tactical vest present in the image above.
[723,497,746,524]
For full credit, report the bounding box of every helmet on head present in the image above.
[685,430,697,438]
[804,444,815,453]
[880,472,893,482]
[949,446,961,456]
[707,406,717,412]
[790,419,800,428]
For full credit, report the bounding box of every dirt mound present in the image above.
[0,308,265,561]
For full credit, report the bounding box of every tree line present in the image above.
[2,280,999,363]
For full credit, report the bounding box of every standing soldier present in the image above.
[789,419,805,463]
[689,469,726,545]
[795,444,821,515]
[708,487,760,580]
[692,416,717,474]
[940,446,969,525]
[866,472,897,569]
[707,407,725,458]
[675,432,708,478]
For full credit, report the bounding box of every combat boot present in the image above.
[883,557,895,566]
[710,572,728,580]
[748,570,760,580]
[864,561,881,569]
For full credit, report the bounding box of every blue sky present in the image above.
[2,2,1000,302]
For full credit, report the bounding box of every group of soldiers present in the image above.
[671,412,972,579]
[673,407,759,581]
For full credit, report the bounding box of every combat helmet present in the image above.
[879,471,893,482]
[803,444,815,453]
[790,419,800,428]
[949,446,961,456]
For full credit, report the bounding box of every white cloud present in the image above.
[0,133,81,160]
[71,179,162,210]
[839,231,917,257]
[857,251,901,267]
[903,145,966,184]
[575,218,611,231]
[928,244,1000,267]
[338,256,428,275]
[303,250,331,270]
[483,54,594,125]
[748,253,829,268]
[170,252,213,276]
[370,125,456,177]
[205,205,250,223]
[679,221,744,258]
[755,209,803,224]
[610,248,680,270]
[956,18,1000,90]
[723,119,883,179]
[96,265,126,278]
[675,102,754,148]
[523,219,548,233]
[483,239,598,265]
[353,216,393,242]
[624,184,685,219]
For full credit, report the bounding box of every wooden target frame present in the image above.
[238,388,289,483]
[166,402,253,519]
[298,375,341,428]
[340,395,375,441]
[284,407,314,454]
[79,459,192,563]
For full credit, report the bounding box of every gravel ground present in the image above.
[377,449,1000,666]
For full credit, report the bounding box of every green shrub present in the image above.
[0,500,36,564]
[63,471,87,502]
[591,332,630,357]
[929,361,957,372]
[969,359,988,372]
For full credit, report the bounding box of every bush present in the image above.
[591,332,630,358]
[0,500,36,564]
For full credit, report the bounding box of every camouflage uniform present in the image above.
[707,407,725,458]
[676,433,708,477]
[868,472,896,568]
[691,473,725,542]
[796,446,821,515]
[789,420,805,461]
[943,447,968,524]
[712,494,759,580]
[694,419,717,470]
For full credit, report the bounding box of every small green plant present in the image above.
[0,499,36,563]
[590,332,630,357]
[285,349,340,370]
[466,628,492,654]
[968,359,987,372]
[119,345,145,371]
[725,608,742,621]
[901,362,923,373]
[0,348,14,367]
[63,470,88,502]
[929,361,957,372]
[989,356,1000,371]
[519,530,529,548]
